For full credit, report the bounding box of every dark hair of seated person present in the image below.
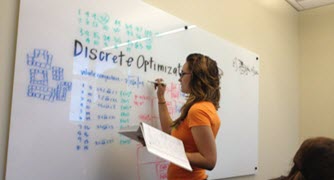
[270,137,334,180]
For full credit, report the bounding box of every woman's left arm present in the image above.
[187,126,217,170]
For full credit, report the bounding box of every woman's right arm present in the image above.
[155,79,173,134]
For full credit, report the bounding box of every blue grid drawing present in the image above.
[30,69,48,86]
[26,49,72,102]
[27,49,53,69]
[52,67,64,81]
[27,85,55,101]
[55,82,72,101]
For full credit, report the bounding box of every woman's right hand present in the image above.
[155,78,166,102]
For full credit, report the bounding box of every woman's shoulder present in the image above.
[190,101,215,111]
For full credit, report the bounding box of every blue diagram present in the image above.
[26,49,72,102]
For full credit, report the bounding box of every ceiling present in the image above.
[286,0,334,11]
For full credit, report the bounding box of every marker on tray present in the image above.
[147,80,166,86]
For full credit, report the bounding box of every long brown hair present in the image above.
[271,137,334,180]
[172,53,222,128]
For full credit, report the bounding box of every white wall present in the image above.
[0,0,19,179]
[0,0,302,180]
[300,4,334,140]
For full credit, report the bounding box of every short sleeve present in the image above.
[187,103,212,127]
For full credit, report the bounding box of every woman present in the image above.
[155,53,222,180]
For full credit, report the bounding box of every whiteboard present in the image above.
[6,0,259,180]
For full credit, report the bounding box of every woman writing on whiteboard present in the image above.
[155,53,222,180]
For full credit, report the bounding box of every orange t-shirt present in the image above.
[167,101,221,180]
